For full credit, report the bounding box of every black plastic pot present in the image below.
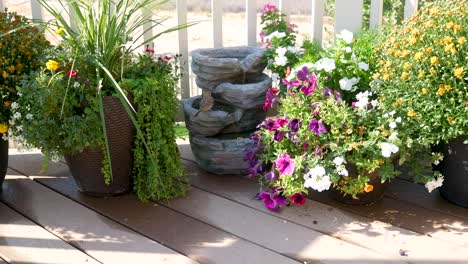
[0,135,8,188]
[437,136,468,208]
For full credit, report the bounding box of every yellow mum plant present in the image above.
[372,0,467,146]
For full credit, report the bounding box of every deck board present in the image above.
[181,159,468,263]
[0,202,98,264]
[178,142,468,248]
[7,154,300,264]
[1,170,196,264]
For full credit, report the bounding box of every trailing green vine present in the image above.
[122,53,187,201]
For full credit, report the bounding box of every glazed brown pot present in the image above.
[0,135,8,188]
[65,96,135,197]
[330,163,388,205]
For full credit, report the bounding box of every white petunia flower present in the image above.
[389,110,396,116]
[333,156,345,166]
[73,82,80,88]
[315,58,336,72]
[338,167,349,176]
[11,102,19,109]
[276,47,288,57]
[265,31,286,41]
[337,29,354,44]
[381,142,399,157]
[287,46,299,54]
[371,99,379,108]
[339,77,360,91]
[354,90,371,109]
[383,113,389,118]
[351,53,358,64]
[304,166,331,192]
[389,122,397,129]
[13,112,21,120]
[389,132,399,141]
[395,117,402,123]
[274,56,287,66]
[358,62,369,71]
[425,177,444,193]
[26,114,33,120]
[345,47,352,53]
[16,125,23,132]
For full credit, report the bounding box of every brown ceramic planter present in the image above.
[65,96,135,197]
[0,135,8,189]
[330,164,388,205]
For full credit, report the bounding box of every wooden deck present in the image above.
[1,141,467,264]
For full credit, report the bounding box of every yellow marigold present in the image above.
[429,7,439,16]
[385,61,392,67]
[396,98,404,105]
[4,101,12,107]
[0,123,8,134]
[453,24,461,33]
[445,43,456,54]
[443,36,453,44]
[437,85,446,96]
[410,37,418,45]
[8,65,15,73]
[425,21,434,28]
[430,68,436,75]
[446,21,454,29]
[379,60,386,65]
[387,48,394,55]
[2,71,8,78]
[414,52,423,61]
[411,29,420,36]
[418,71,425,78]
[372,73,380,79]
[401,72,409,79]
[408,109,417,117]
[394,50,402,58]
[454,67,464,79]
[425,47,433,55]
[422,88,429,94]
[383,73,391,81]
[364,184,374,193]
[457,37,466,45]
[444,84,452,91]
[430,56,439,65]
[403,62,411,70]
[46,60,59,71]
[401,50,410,57]
[393,43,400,49]
[55,27,64,35]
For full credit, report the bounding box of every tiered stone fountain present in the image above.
[184,47,270,175]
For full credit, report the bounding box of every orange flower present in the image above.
[383,73,390,81]
[430,57,439,65]
[364,184,374,193]
[414,52,423,61]
[418,71,425,78]
[4,101,12,107]
[447,116,454,124]
[457,37,466,45]
[408,109,417,117]
[421,88,429,94]
[454,67,464,79]
[437,86,446,96]
[401,72,409,79]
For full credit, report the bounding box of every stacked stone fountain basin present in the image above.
[184,46,270,175]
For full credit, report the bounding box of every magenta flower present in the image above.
[263,87,279,111]
[275,154,295,176]
[264,168,278,181]
[290,193,306,205]
[263,118,281,132]
[259,31,265,43]
[288,118,302,133]
[309,119,328,135]
[297,66,310,81]
[258,191,287,211]
[66,70,77,78]
[274,130,286,142]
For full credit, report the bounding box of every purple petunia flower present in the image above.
[297,66,310,81]
[275,154,295,175]
[333,90,343,102]
[263,118,281,132]
[323,87,333,97]
[315,146,323,156]
[274,130,286,142]
[264,168,279,181]
[288,118,302,133]
[309,119,328,135]
[258,191,287,211]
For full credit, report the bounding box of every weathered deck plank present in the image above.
[1,171,197,264]
[0,202,98,264]
[181,159,468,263]
[7,154,300,264]
[178,143,468,249]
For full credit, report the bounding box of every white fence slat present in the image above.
[334,0,363,36]
[0,1,3,11]
[369,0,383,29]
[278,0,291,22]
[311,0,324,46]
[176,0,190,100]
[211,0,223,48]
[68,5,77,32]
[30,0,43,21]
[404,0,419,19]
[245,0,256,46]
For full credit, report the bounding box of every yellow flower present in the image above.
[430,56,439,65]
[401,50,410,57]
[403,62,411,70]
[46,60,59,71]
[387,48,394,55]
[383,73,391,81]
[407,109,417,117]
[445,43,456,54]
[422,88,429,94]
[437,85,446,96]
[401,72,409,79]
[446,21,454,29]
[414,52,423,61]
[444,84,451,91]
[364,184,374,193]
[8,65,15,73]
[4,101,12,107]
[410,36,418,45]
[396,98,404,105]
[2,71,9,78]
[55,27,64,35]
[372,73,380,79]
[0,123,8,134]
[453,24,461,33]
[443,36,453,44]
[447,116,454,124]
[454,67,464,79]
[425,47,433,55]
[385,61,392,67]
[418,71,425,78]
[457,37,466,45]
[430,68,436,75]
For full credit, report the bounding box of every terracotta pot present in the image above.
[330,163,388,205]
[0,135,8,188]
[65,96,135,197]
[436,136,468,208]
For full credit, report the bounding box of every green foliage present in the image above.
[0,10,49,132]
[122,54,187,201]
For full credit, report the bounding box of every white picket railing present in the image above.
[0,0,419,100]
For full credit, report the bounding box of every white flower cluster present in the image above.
[354,90,373,109]
[380,142,399,158]
[425,176,444,193]
[274,47,288,66]
[337,29,354,44]
[304,166,332,192]
[265,31,286,42]
[315,58,336,72]
[333,156,348,177]
[339,77,360,92]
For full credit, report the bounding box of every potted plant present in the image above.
[0,9,50,188]
[372,0,467,207]
[9,0,189,200]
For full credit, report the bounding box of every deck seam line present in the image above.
[4,167,194,263]
[0,198,103,264]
